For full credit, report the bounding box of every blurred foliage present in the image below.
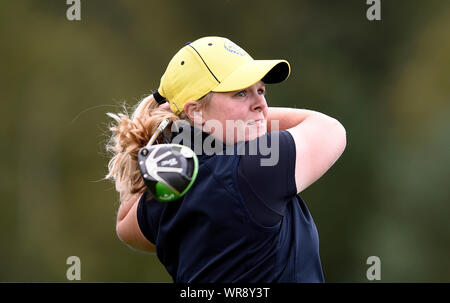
[0,0,449,282]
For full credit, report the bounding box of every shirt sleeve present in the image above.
[136,189,156,245]
[237,130,297,226]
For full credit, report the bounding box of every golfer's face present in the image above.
[201,81,268,144]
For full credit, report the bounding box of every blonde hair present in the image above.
[105,92,212,197]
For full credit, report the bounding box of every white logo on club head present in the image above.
[161,158,178,166]
[160,193,175,201]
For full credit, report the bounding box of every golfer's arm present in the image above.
[267,107,346,193]
[116,191,156,253]
[267,107,324,132]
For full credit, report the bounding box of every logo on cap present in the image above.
[223,39,247,57]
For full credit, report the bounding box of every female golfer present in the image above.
[105,36,346,282]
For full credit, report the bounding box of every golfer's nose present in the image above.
[251,93,267,113]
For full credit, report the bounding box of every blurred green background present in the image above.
[1,0,449,282]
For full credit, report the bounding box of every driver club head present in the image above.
[138,143,198,202]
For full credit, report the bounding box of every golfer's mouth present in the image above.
[247,119,264,126]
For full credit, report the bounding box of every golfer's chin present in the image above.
[245,130,266,142]
[242,121,268,142]
[217,121,267,144]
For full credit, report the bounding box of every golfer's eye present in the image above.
[257,88,266,95]
[235,90,246,97]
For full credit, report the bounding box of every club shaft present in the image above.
[147,119,171,147]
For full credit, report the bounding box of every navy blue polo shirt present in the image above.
[137,125,324,282]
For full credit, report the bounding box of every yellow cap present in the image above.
[157,36,291,115]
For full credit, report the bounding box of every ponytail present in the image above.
[104,94,179,196]
[104,91,214,198]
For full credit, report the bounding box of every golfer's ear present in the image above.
[184,101,205,126]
